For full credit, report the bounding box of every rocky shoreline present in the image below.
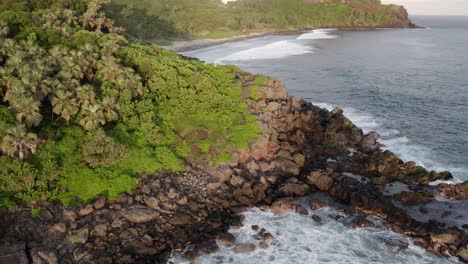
[1,73,467,263]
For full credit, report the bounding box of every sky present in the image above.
[381,0,468,16]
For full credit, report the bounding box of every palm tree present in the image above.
[79,104,106,131]
[100,96,119,122]
[50,90,79,123]
[1,124,39,160]
[75,85,95,107]
[13,96,43,127]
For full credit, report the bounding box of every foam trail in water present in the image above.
[169,198,458,264]
[314,101,466,182]
[297,29,338,40]
[216,40,313,63]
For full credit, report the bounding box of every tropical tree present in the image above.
[50,90,79,123]
[100,96,119,122]
[12,96,43,127]
[79,103,106,131]
[1,124,39,160]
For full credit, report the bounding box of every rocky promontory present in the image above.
[1,73,466,263]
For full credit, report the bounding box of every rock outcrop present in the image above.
[0,73,466,263]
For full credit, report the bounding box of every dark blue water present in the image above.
[184,16,468,181]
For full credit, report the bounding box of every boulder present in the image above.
[217,233,236,247]
[121,207,159,223]
[312,215,322,223]
[315,175,334,191]
[33,251,58,264]
[169,214,193,225]
[270,198,302,215]
[438,182,468,200]
[258,79,288,100]
[458,247,468,262]
[430,231,461,245]
[274,158,300,176]
[310,200,327,210]
[67,228,89,244]
[234,243,256,253]
[93,196,106,209]
[79,205,94,216]
[144,197,160,210]
[277,183,310,196]
[62,209,77,223]
[91,224,108,238]
[47,223,67,240]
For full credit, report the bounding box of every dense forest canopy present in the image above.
[0,0,260,207]
[106,0,412,41]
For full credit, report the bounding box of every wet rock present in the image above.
[67,228,89,244]
[198,240,219,254]
[430,231,461,245]
[79,204,94,216]
[419,207,428,214]
[259,242,268,249]
[0,242,28,264]
[218,233,235,247]
[124,240,158,255]
[269,198,301,215]
[438,182,468,200]
[457,247,468,262]
[184,249,201,261]
[121,207,159,223]
[315,175,334,191]
[234,243,256,253]
[312,215,322,223]
[310,200,327,210]
[379,237,409,252]
[277,183,310,196]
[361,131,380,150]
[393,191,435,205]
[262,233,274,244]
[352,217,375,228]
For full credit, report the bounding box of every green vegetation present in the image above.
[106,0,412,42]
[0,0,260,206]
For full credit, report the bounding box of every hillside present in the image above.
[106,0,415,42]
[0,0,260,207]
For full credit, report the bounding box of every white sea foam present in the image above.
[216,40,314,63]
[296,29,338,40]
[169,198,458,264]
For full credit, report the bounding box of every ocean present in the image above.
[173,16,468,263]
[183,16,468,183]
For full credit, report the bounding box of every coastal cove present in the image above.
[183,15,468,182]
[0,1,467,264]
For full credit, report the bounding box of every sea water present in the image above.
[176,16,468,263]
